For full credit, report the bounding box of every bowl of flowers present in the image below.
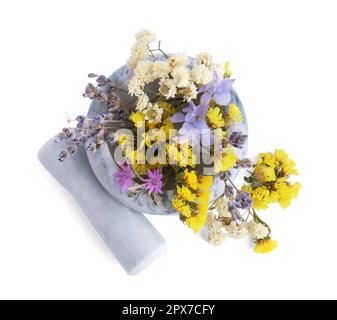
[55,30,300,253]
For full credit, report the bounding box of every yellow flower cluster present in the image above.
[125,103,176,174]
[225,103,243,126]
[129,111,145,128]
[172,171,213,233]
[166,143,196,168]
[243,150,301,210]
[207,107,225,129]
[254,238,278,254]
[214,147,238,173]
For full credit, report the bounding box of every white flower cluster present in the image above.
[206,213,226,246]
[246,221,270,240]
[126,30,227,124]
[195,52,225,80]
[205,197,270,245]
[127,30,156,69]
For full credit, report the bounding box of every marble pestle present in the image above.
[38,137,167,275]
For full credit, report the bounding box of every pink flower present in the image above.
[113,164,134,191]
[144,169,163,195]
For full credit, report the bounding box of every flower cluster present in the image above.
[243,150,301,210]
[172,170,213,233]
[56,30,301,254]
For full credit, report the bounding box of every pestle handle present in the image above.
[38,138,167,275]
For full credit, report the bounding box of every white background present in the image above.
[1,0,336,300]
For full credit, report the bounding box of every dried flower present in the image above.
[224,184,235,198]
[58,149,69,162]
[191,64,213,85]
[159,78,177,99]
[171,66,190,88]
[144,103,163,123]
[67,144,79,155]
[83,83,98,99]
[206,214,226,246]
[246,221,270,240]
[196,52,214,68]
[179,83,198,102]
[235,190,253,209]
[229,132,248,149]
[113,164,134,191]
[254,238,278,254]
[235,158,252,168]
[224,221,248,239]
[144,169,163,194]
[167,53,188,70]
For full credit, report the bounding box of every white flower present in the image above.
[246,221,269,240]
[127,30,156,69]
[179,83,198,102]
[215,197,231,218]
[159,78,177,99]
[225,221,248,239]
[196,52,214,68]
[191,64,213,85]
[135,30,156,44]
[150,60,169,80]
[145,103,163,123]
[208,230,226,246]
[171,66,190,88]
[134,60,152,80]
[136,94,150,112]
[127,44,149,69]
[206,214,226,246]
[128,75,144,96]
[168,53,188,70]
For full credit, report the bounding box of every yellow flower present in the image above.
[244,185,271,210]
[254,164,276,182]
[198,176,213,191]
[197,190,211,203]
[172,197,192,217]
[160,117,174,138]
[207,107,225,128]
[274,149,298,176]
[172,175,212,233]
[139,132,152,148]
[224,61,231,78]
[257,152,276,168]
[275,181,301,209]
[116,133,133,146]
[180,205,192,217]
[172,197,191,217]
[179,143,196,168]
[225,103,243,126]
[185,211,207,233]
[124,149,147,174]
[158,101,175,118]
[166,143,196,168]
[172,197,186,210]
[129,112,145,127]
[177,185,197,202]
[215,149,238,173]
[254,238,278,254]
[182,169,199,190]
[166,144,180,164]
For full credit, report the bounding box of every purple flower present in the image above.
[113,164,134,191]
[234,191,253,209]
[171,101,214,146]
[144,169,163,195]
[199,73,234,106]
[229,132,248,149]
